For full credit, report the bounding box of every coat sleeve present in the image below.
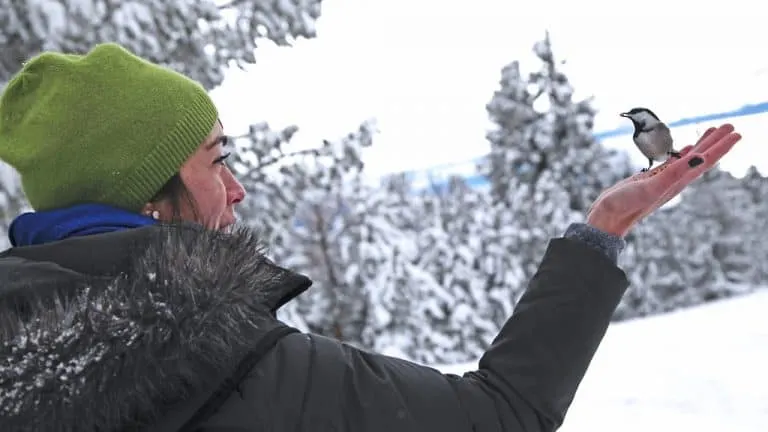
[206,236,629,432]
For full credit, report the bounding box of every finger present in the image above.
[691,123,735,154]
[678,144,695,157]
[656,131,742,205]
[661,128,713,166]
[601,126,739,223]
[694,127,716,147]
[700,131,743,167]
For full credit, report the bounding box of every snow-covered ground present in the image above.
[436,289,768,431]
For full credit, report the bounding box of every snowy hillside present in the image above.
[436,289,768,431]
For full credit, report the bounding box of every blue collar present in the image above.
[9,203,157,247]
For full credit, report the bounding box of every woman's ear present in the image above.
[141,202,160,220]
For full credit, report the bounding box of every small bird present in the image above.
[620,107,681,172]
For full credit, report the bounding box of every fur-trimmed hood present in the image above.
[0,224,312,432]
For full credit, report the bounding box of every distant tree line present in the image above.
[1,3,764,364]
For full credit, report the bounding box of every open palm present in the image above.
[587,124,743,237]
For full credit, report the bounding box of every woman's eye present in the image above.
[214,152,231,165]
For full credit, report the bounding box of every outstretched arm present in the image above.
[223,223,628,432]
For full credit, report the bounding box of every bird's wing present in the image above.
[657,123,674,147]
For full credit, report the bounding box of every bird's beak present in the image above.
[620,112,629,117]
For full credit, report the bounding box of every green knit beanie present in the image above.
[0,43,218,212]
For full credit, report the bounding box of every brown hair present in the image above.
[149,173,200,222]
[149,119,223,223]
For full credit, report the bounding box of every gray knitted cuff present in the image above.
[563,223,626,263]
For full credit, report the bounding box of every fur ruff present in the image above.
[0,224,311,431]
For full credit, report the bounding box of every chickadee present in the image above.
[620,107,681,172]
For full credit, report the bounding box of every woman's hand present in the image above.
[586,123,743,237]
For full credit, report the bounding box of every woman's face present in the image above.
[146,121,246,230]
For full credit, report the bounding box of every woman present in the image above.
[0,43,742,432]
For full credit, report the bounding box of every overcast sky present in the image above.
[210,0,767,177]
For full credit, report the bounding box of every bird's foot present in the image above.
[641,168,649,173]
[668,151,682,158]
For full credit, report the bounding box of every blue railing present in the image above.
[398,101,768,192]
[291,102,768,227]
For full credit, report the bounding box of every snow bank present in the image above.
[435,289,768,431]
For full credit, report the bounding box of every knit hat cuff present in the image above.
[102,91,218,211]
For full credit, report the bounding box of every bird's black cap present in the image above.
[620,107,659,120]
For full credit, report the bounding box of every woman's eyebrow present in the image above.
[205,135,228,150]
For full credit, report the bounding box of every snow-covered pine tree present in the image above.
[230,120,371,343]
[672,167,756,297]
[500,171,576,282]
[402,175,508,364]
[483,45,553,288]
[484,32,615,289]
[230,119,430,351]
[483,31,629,214]
[483,59,541,206]
[616,210,681,319]
[228,121,305,249]
[0,0,322,90]
[529,31,632,212]
[616,206,722,319]
[739,166,768,282]
[358,173,453,362]
[740,165,768,203]
[619,166,757,319]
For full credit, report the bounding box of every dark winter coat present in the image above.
[0,223,629,432]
